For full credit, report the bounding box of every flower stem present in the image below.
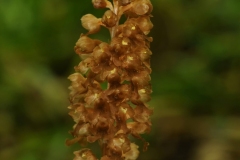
[111,0,119,38]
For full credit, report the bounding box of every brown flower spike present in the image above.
[67,0,153,159]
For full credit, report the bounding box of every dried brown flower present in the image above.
[67,0,153,159]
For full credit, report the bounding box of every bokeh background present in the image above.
[1,0,240,159]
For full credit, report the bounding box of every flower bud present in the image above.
[132,0,152,16]
[118,0,131,6]
[81,14,101,34]
[75,36,100,53]
[102,10,118,27]
[136,16,153,35]
[73,149,97,160]
[92,0,113,10]
[92,0,107,8]
[92,44,110,63]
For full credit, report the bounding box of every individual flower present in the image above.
[131,70,151,89]
[92,43,110,63]
[122,143,140,160]
[110,37,131,54]
[131,0,153,16]
[136,16,153,35]
[73,149,97,160]
[105,67,121,83]
[102,10,118,27]
[75,36,101,54]
[137,88,152,102]
[134,46,152,62]
[68,73,87,96]
[122,20,141,38]
[68,104,86,123]
[134,104,152,122]
[92,0,113,10]
[76,58,92,74]
[92,0,107,9]
[127,122,149,135]
[81,14,102,34]
[106,134,131,158]
[121,54,141,71]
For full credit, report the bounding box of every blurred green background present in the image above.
[1,0,240,159]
